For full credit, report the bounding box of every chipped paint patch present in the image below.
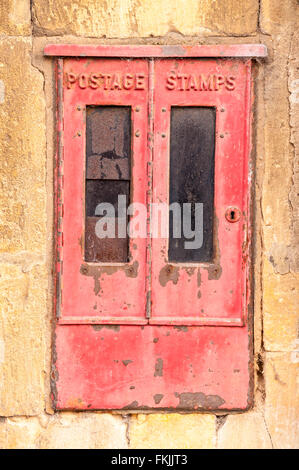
[154,358,163,377]
[122,359,133,366]
[159,265,179,287]
[153,393,164,404]
[174,391,225,409]
[91,324,120,332]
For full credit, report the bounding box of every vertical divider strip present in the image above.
[55,58,64,319]
[145,58,154,319]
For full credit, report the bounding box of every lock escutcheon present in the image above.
[225,206,241,223]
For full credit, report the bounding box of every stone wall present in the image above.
[0,0,298,449]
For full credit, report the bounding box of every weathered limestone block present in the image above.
[217,411,272,449]
[37,413,128,449]
[0,38,47,416]
[129,413,216,449]
[260,0,298,35]
[0,38,46,254]
[261,0,299,353]
[0,0,31,36]
[263,260,299,352]
[0,262,47,416]
[0,413,128,449]
[288,30,299,272]
[32,0,259,37]
[265,353,299,448]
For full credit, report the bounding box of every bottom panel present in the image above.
[53,325,252,411]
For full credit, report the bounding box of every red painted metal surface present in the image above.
[61,58,149,324]
[150,58,251,326]
[44,43,267,58]
[49,45,265,411]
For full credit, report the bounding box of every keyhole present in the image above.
[225,206,240,223]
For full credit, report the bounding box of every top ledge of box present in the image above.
[44,44,267,58]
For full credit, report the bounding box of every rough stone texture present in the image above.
[32,0,259,37]
[288,30,299,273]
[261,0,299,353]
[263,260,299,352]
[0,38,47,415]
[0,38,46,254]
[0,262,47,416]
[0,0,31,36]
[129,414,216,449]
[0,413,128,449]
[264,353,299,449]
[217,411,272,449]
[260,0,297,35]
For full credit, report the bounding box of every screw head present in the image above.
[135,106,140,112]
[135,130,140,137]
[162,133,166,138]
[162,108,167,112]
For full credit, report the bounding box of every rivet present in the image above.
[162,108,167,112]
[162,133,166,138]
[135,106,140,112]
[220,108,225,112]
[77,105,81,111]
[220,134,224,138]
[77,131,82,137]
[135,130,140,137]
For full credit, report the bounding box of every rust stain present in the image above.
[122,401,151,410]
[153,393,164,404]
[122,359,133,366]
[174,392,225,409]
[183,267,196,277]
[125,260,139,278]
[197,269,201,287]
[154,358,163,377]
[174,326,188,332]
[159,264,180,287]
[206,264,222,280]
[80,260,139,296]
[65,396,87,409]
[91,324,120,332]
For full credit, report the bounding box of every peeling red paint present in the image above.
[49,47,262,411]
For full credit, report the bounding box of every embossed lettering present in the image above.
[89,73,100,89]
[177,73,188,91]
[186,74,198,91]
[102,73,112,90]
[111,73,122,90]
[64,72,147,91]
[65,72,77,89]
[165,72,237,91]
[166,72,177,90]
[225,76,236,90]
[78,73,88,89]
[135,73,145,90]
[215,74,225,90]
[123,73,134,90]
[199,74,214,91]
